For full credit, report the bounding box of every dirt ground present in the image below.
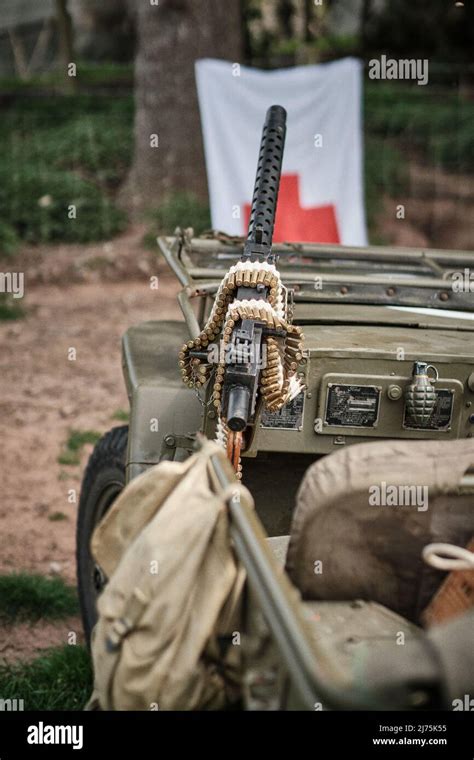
[0,226,181,659]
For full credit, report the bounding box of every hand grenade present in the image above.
[405,362,438,426]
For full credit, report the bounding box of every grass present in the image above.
[0,573,78,624]
[57,469,79,481]
[0,645,92,711]
[66,429,102,450]
[0,294,24,321]
[144,192,211,245]
[0,161,127,246]
[58,429,101,466]
[48,511,68,522]
[0,568,86,710]
[0,220,20,257]
[0,61,134,93]
[112,408,130,422]
[41,112,133,188]
[58,450,81,466]
[0,93,133,254]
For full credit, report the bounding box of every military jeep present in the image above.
[77,106,474,710]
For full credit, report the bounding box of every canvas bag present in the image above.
[87,440,248,710]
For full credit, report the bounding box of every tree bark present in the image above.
[125,0,243,211]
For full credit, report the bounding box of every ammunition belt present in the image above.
[178,261,305,476]
[178,261,304,414]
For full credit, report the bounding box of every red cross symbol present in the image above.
[244,173,340,244]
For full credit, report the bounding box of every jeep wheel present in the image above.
[76,425,128,645]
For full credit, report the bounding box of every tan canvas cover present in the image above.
[286,439,474,623]
[88,440,249,710]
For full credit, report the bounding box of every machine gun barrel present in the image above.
[243,105,287,262]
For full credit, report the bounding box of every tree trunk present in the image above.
[125,0,243,211]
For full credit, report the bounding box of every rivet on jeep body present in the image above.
[387,384,403,401]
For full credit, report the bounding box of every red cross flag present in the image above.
[195,58,367,246]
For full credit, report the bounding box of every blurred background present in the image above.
[0,0,472,261]
[0,0,472,706]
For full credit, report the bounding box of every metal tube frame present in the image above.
[157,235,474,340]
[210,451,474,711]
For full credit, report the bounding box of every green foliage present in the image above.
[0,645,92,711]
[0,95,133,250]
[0,92,133,134]
[364,0,474,64]
[72,62,134,88]
[57,450,81,466]
[112,409,130,422]
[274,34,359,60]
[311,34,359,58]
[365,83,474,174]
[0,63,134,94]
[48,512,68,522]
[42,114,133,188]
[144,193,211,245]
[58,469,78,481]
[58,429,102,466]
[272,37,300,57]
[0,294,24,321]
[365,137,408,228]
[0,162,127,245]
[0,573,78,623]
[66,430,102,451]
[0,220,20,257]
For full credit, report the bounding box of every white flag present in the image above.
[195,57,367,246]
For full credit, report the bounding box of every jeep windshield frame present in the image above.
[158,233,474,338]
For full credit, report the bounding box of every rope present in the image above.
[422,542,474,571]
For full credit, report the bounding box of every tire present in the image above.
[76,425,128,646]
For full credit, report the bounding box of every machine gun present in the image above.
[179,105,304,474]
[223,105,287,434]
